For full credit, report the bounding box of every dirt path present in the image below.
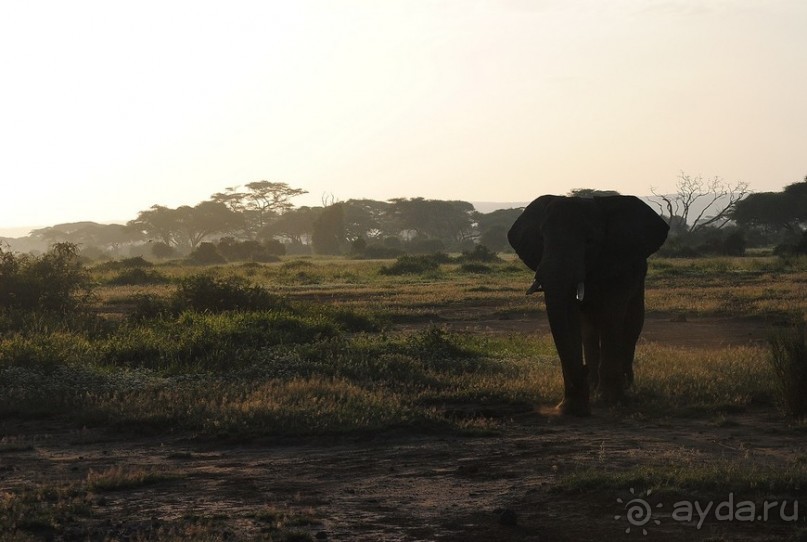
[2,407,803,541]
[407,304,775,350]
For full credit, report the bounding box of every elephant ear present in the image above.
[507,195,557,271]
[597,196,669,262]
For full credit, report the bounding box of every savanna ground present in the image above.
[1,253,807,541]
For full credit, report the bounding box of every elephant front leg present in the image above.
[582,316,600,392]
[621,282,646,387]
[597,313,630,405]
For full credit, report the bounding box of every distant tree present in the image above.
[210,186,250,213]
[732,177,807,235]
[390,198,475,248]
[243,181,308,235]
[129,201,241,250]
[475,207,523,252]
[128,205,182,247]
[30,222,142,254]
[261,206,318,245]
[210,181,307,238]
[174,201,242,249]
[312,203,346,255]
[651,172,749,234]
[568,188,621,198]
[342,199,393,241]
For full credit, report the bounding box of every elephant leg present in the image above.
[597,302,629,404]
[621,284,645,387]
[581,314,601,391]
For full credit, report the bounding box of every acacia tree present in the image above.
[211,181,308,238]
[128,205,181,247]
[244,181,307,235]
[129,201,241,250]
[174,201,242,249]
[651,172,749,233]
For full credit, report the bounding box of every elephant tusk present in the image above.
[576,282,585,302]
[526,279,543,295]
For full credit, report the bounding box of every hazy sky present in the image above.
[1,0,805,234]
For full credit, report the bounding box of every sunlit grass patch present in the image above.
[558,459,807,495]
[86,465,183,492]
[633,343,775,414]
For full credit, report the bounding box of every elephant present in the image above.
[508,195,669,416]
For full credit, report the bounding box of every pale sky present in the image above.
[1,0,806,235]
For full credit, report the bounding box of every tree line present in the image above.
[25,181,522,260]
[16,174,807,261]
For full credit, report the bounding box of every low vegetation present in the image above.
[2,246,807,540]
[2,248,806,438]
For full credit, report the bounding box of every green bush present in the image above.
[173,274,285,313]
[100,311,340,372]
[107,268,171,286]
[0,243,91,313]
[187,243,226,265]
[459,263,492,274]
[217,238,285,262]
[769,323,807,418]
[379,254,443,275]
[459,244,501,263]
[95,256,153,272]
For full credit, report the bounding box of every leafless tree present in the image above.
[651,172,749,234]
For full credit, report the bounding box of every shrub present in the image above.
[350,237,367,255]
[173,274,285,313]
[379,255,442,275]
[460,244,501,263]
[459,263,492,274]
[0,243,91,313]
[107,268,171,286]
[357,245,405,259]
[774,231,807,257]
[151,242,176,259]
[217,238,285,262]
[187,243,226,265]
[95,256,153,272]
[769,324,807,418]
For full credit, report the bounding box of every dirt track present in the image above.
[1,313,804,541]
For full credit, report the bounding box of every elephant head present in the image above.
[508,195,669,415]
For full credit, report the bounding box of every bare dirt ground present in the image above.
[1,309,804,541]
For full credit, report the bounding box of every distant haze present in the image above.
[1,1,805,231]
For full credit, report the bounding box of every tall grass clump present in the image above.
[769,323,807,418]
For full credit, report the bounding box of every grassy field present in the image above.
[1,253,806,540]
